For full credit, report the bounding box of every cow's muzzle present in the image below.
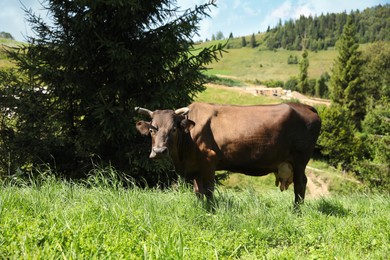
[149,146,168,159]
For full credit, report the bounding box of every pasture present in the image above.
[197,41,338,82]
[0,171,389,259]
[1,38,388,258]
[1,84,388,259]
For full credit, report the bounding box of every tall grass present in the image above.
[1,169,389,259]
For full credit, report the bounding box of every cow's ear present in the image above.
[136,121,151,136]
[180,119,195,133]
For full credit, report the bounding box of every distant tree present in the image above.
[318,105,363,169]
[361,41,390,102]
[315,72,330,98]
[229,32,233,39]
[293,35,301,50]
[264,5,390,51]
[266,34,277,50]
[0,32,14,40]
[329,17,365,129]
[212,34,216,41]
[250,33,256,48]
[216,31,224,40]
[308,78,316,96]
[241,36,246,47]
[297,50,309,94]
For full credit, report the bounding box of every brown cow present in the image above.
[135,102,321,205]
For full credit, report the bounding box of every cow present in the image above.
[135,102,321,206]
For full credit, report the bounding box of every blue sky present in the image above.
[1,0,388,42]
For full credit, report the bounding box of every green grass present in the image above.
[1,173,389,259]
[195,84,280,105]
[202,47,337,82]
[0,37,22,68]
[197,40,370,82]
[1,38,387,258]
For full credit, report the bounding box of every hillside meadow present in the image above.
[196,39,370,83]
[205,47,336,82]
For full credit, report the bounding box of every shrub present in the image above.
[284,77,298,91]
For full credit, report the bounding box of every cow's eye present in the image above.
[149,127,157,134]
[172,127,177,133]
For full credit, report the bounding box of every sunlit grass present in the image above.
[195,84,280,105]
[0,172,388,259]
[205,47,337,82]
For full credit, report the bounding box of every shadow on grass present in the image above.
[316,198,350,217]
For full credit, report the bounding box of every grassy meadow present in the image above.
[203,47,336,82]
[1,171,389,259]
[197,39,369,83]
[195,84,280,105]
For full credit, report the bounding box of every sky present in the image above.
[1,0,388,42]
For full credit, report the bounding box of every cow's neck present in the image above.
[170,132,195,176]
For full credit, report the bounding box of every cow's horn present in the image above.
[135,107,153,117]
[175,107,189,115]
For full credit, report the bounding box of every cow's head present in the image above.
[135,106,195,159]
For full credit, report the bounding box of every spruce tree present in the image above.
[298,49,309,94]
[250,33,256,48]
[241,36,246,47]
[329,17,365,129]
[0,0,224,182]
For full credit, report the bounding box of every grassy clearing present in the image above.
[203,47,337,82]
[195,84,280,105]
[0,174,389,259]
[198,41,370,82]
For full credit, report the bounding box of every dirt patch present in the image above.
[306,167,330,198]
[289,91,330,106]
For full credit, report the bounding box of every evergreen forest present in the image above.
[264,4,389,51]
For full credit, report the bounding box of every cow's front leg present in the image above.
[193,169,216,210]
[193,178,204,200]
[193,177,214,201]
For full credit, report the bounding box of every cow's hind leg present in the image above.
[293,164,308,208]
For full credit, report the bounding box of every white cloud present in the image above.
[260,1,293,30]
[271,1,293,19]
[293,5,314,18]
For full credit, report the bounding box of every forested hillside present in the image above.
[263,4,389,51]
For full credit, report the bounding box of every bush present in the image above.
[362,102,390,136]
[205,75,243,87]
[287,55,298,64]
[263,79,284,88]
[284,77,298,91]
